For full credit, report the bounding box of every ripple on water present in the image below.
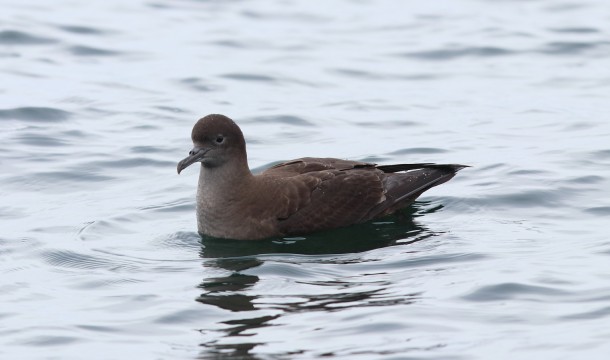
[561,306,610,321]
[61,129,91,138]
[584,206,610,216]
[178,77,220,92]
[130,145,170,154]
[482,188,569,208]
[353,119,421,128]
[242,115,314,127]
[15,133,68,147]
[87,157,175,169]
[331,68,442,82]
[591,149,610,160]
[402,46,515,60]
[540,41,610,55]
[388,147,448,155]
[0,207,27,221]
[549,27,599,34]
[141,201,195,214]
[462,282,569,302]
[75,324,119,333]
[220,73,277,83]
[57,25,108,35]
[565,175,605,185]
[0,30,56,45]
[351,252,488,272]
[154,309,208,325]
[506,169,552,177]
[154,105,189,114]
[156,231,201,251]
[77,219,135,242]
[245,261,325,279]
[0,107,72,122]
[40,249,141,272]
[12,170,114,187]
[402,41,610,60]
[272,289,419,313]
[331,68,383,80]
[22,335,80,346]
[66,45,120,56]
[211,39,249,48]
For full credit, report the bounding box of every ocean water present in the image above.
[2,0,610,359]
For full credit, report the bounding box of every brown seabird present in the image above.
[177,114,467,240]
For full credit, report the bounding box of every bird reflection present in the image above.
[195,202,440,358]
[197,273,259,311]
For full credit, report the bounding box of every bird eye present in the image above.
[215,136,224,144]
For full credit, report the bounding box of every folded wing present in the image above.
[264,158,467,236]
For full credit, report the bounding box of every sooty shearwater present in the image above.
[177,114,467,240]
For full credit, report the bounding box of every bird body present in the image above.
[178,114,466,240]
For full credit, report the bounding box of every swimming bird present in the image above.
[177,114,466,240]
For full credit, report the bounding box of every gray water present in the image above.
[2,0,610,359]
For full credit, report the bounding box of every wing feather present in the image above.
[257,159,467,236]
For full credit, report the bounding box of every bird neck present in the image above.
[197,159,254,197]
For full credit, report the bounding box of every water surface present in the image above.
[2,0,610,359]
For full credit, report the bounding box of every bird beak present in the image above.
[177,146,210,174]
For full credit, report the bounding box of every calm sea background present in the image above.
[2,0,610,359]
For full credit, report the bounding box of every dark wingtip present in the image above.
[377,163,471,174]
[449,164,471,171]
[419,163,470,172]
